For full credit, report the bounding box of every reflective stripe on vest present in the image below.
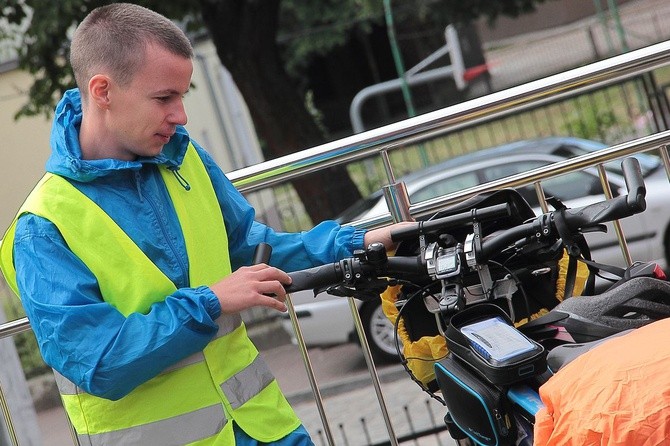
[54,368,228,446]
[0,143,300,444]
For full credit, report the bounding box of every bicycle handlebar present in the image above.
[285,262,345,294]
[285,246,425,294]
[478,159,645,261]
[284,158,647,295]
[389,203,512,243]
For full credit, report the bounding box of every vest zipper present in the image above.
[145,177,189,286]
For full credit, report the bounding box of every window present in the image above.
[410,172,480,204]
[542,172,603,201]
[480,160,605,207]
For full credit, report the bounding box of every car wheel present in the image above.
[359,300,401,363]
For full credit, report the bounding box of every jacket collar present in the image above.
[46,88,190,182]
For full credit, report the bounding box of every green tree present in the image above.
[2,0,549,222]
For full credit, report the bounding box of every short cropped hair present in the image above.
[70,3,193,99]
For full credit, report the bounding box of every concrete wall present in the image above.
[0,64,51,233]
[185,40,264,172]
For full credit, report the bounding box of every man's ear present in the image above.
[88,74,112,109]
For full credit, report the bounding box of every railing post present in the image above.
[0,380,19,446]
[284,296,336,445]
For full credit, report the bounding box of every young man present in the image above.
[0,4,403,445]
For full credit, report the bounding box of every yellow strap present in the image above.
[380,285,447,385]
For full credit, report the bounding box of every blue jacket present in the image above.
[12,88,365,400]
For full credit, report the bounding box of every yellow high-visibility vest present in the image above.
[0,144,300,445]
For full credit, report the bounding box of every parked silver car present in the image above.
[282,137,669,362]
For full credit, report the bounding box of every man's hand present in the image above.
[209,264,292,313]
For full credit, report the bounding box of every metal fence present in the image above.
[245,0,670,237]
[246,72,670,238]
[227,41,670,446]
[1,41,670,446]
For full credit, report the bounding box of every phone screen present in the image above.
[461,316,537,363]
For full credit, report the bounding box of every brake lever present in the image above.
[581,224,607,234]
[322,278,393,301]
[318,285,351,297]
[546,195,566,211]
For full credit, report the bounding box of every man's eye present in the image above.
[156,96,171,102]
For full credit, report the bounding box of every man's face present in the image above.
[105,42,193,160]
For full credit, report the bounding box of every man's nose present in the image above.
[170,100,188,126]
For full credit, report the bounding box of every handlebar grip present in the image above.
[385,256,425,276]
[252,243,273,265]
[621,158,646,212]
[285,263,343,294]
[562,157,648,230]
[562,195,633,230]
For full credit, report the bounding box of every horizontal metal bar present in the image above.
[0,317,31,340]
[341,130,670,228]
[229,40,670,193]
[404,130,670,220]
[2,44,670,349]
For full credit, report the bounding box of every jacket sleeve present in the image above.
[12,214,222,400]
[191,141,367,271]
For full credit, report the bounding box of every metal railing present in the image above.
[229,41,670,197]
[228,40,670,446]
[1,40,670,446]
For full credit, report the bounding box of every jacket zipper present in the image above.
[135,169,189,285]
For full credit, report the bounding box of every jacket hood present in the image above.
[47,88,189,182]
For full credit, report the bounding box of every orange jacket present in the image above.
[535,318,670,445]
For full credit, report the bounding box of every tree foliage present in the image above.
[2,0,549,221]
